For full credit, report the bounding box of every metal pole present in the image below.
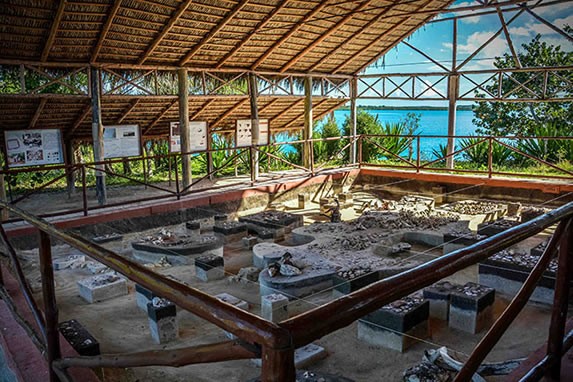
[349,77,358,164]
[178,68,192,190]
[546,219,573,380]
[63,140,76,198]
[39,231,61,382]
[81,165,88,216]
[249,73,260,180]
[90,66,106,205]
[303,76,313,171]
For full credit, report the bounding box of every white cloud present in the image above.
[508,27,531,37]
[453,2,482,24]
[554,14,573,29]
[457,31,508,58]
[535,3,571,18]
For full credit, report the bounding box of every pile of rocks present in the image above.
[88,273,121,287]
[491,249,558,273]
[443,200,502,215]
[336,266,372,280]
[382,294,425,314]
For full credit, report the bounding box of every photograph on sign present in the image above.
[4,129,63,168]
[169,121,207,152]
[103,125,141,159]
[236,119,252,147]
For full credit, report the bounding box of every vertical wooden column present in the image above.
[349,76,358,164]
[178,68,192,190]
[64,139,76,197]
[303,76,313,171]
[546,219,572,380]
[0,173,8,221]
[90,66,106,205]
[446,19,458,170]
[39,231,61,382]
[248,73,260,180]
[260,346,296,382]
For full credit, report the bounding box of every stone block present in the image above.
[213,221,247,243]
[53,254,85,270]
[477,219,520,237]
[337,192,353,207]
[216,293,249,340]
[185,221,201,237]
[443,231,486,255]
[135,284,157,312]
[195,255,225,282]
[431,186,446,204]
[77,273,127,304]
[332,271,379,297]
[422,281,461,321]
[85,261,109,274]
[59,319,100,356]
[242,235,258,249]
[147,298,178,344]
[449,282,495,334]
[261,293,289,323]
[319,197,332,214]
[214,214,228,222]
[357,295,429,352]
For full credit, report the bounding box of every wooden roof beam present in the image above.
[270,99,304,124]
[215,0,289,69]
[91,0,123,63]
[279,0,373,73]
[251,0,330,70]
[41,0,67,62]
[313,99,347,121]
[283,99,329,130]
[210,98,249,128]
[66,104,91,138]
[138,0,195,65]
[115,99,140,124]
[259,98,281,115]
[193,98,217,120]
[179,0,251,66]
[143,99,178,135]
[28,99,47,128]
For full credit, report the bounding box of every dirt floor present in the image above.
[4,190,571,382]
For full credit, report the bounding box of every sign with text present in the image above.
[169,121,208,152]
[5,129,63,168]
[103,125,141,159]
[236,119,269,147]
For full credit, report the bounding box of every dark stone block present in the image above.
[479,261,557,289]
[213,221,247,235]
[477,219,520,237]
[361,298,429,333]
[423,281,461,301]
[59,319,100,356]
[246,224,276,239]
[135,284,154,299]
[239,210,302,230]
[333,271,379,295]
[450,282,495,313]
[214,214,228,222]
[147,301,177,322]
[195,255,224,271]
[186,221,201,230]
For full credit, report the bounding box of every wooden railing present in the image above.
[1,199,572,381]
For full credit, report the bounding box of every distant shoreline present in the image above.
[339,105,473,111]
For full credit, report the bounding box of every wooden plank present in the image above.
[210,98,249,128]
[115,99,140,124]
[28,99,47,128]
[91,0,123,63]
[138,0,195,64]
[41,0,67,62]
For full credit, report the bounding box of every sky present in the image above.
[358,0,573,106]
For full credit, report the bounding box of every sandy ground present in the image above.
[6,193,570,382]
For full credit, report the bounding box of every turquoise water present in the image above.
[328,108,478,160]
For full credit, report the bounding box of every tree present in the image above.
[473,30,573,136]
[313,116,342,163]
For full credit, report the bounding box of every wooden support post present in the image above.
[546,219,573,380]
[64,140,76,197]
[90,66,106,205]
[178,68,192,191]
[249,73,260,179]
[0,174,8,221]
[39,231,61,382]
[303,76,313,171]
[446,19,458,170]
[349,77,358,164]
[260,346,296,382]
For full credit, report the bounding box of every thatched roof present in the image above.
[0,0,455,141]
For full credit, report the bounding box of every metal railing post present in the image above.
[81,165,88,216]
[39,231,61,382]
[546,218,573,380]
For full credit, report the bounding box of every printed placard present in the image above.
[4,129,63,168]
[103,125,141,159]
[169,121,208,152]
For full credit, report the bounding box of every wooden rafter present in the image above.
[215,0,289,69]
[143,99,178,135]
[115,99,140,124]
[335,0,434,74]
[496,5,521,68]
[283,99,329,130]
[29,99,47,128]
[66,104,91,138]
[210,98,249,128]
[522,7,573,43]
[251,0,330,70]
[279,0,373,73]
[138,0,195,65]
[259,98,281,115]
[179,0,251,66]
[313,99,347,121]
[91,0,123,63]
[193,98,217,120]
[41,0,67,62]
[270,99,304,124]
